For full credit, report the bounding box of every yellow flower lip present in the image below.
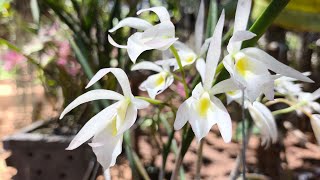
[185,54,196,63]
[154,72,169,87]
[234,52,252,78]
[109,97,131,136]
[195,91,212,118]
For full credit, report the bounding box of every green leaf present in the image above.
[242,0,290,48]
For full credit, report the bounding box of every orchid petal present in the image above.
[60,90,124,119]
[211,96,232,143]
[253,102,277,143]
[132,98,150,109]
[108,35,127,49]
[66,103,119,150]
[116,104,137,135]
[261,75,280,100]
[174,98,192,130]
[86,68,132,97]
[248,101,277,145]
[139,72,170,99]
[227,30,256,54]
[203,10,225,90]
[174,41,195,54]
[196,58,206,82]
[211,78,239,95]
[199,37,212,57]
[192,83,205,99]
[222,54,235,77]
[310,114,320,144]
[178,49,197,66]
[127,32,152,63]
[195,0,205,53]
[131,61,163,72]
[234,0,252,33]
[226,90,242,105]
[89,130,123,170]
[109,17,153,33]
[142,21,175,40]
[189,100,217,141]
[312,87,320,101]
[127,22,177,63]
[155,58,176,69]
[144,38,178,51]
[137,7,170,22]
[311,102,320,114]
[242,48,314,83]
[245,74,273,102]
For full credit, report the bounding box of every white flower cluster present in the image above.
[59,0,314,175]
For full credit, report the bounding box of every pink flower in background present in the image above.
[57,41,71,66]
[58,41,71,58]
[56,41,81,77]
[1,51,26,71]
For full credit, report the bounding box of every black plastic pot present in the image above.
[3,119,100,180]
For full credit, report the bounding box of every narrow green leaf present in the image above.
[242,0,290,48]
[206,0,218,38]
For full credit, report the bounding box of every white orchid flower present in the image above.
[167,0,208,70]
[247,101,278,146]
[225,89,243,105]
[174,11,236,142]
[274,72,311,97]
[59,68,149,172]
[310,114,320,144]
[131,61,174,99]
[274,77,303,97]
[298,87,320,114]
[108,7,178,63]
[222,0,313,102]
[224,90,278,146]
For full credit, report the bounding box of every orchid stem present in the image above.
[241,89,246,180]
[171,126,194,180]
[195,139,205,180]
[170,45,190,98]
[229,125,253,180]
[267,98,312,118]
[135,96,175,110]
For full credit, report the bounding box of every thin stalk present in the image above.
[159,126,175,180]
[195,139,205,180]
[160,114,185,179]
[172,73,184,83]
[170,46,189,98]
[272,101,306,116]
[124,131,140,180]
[171,127,194,180]
[132,151,151,180]
[241,89,246,180]
[135,96,174,109]
[229,125,253,180]
[266,98,312,118]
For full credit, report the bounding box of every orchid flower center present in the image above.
[109,97,131,136]
[227,90,238,96]
[195,91,212,118]
[234,53,253,78]
[180,52,196,65]
[154,72,168,87]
